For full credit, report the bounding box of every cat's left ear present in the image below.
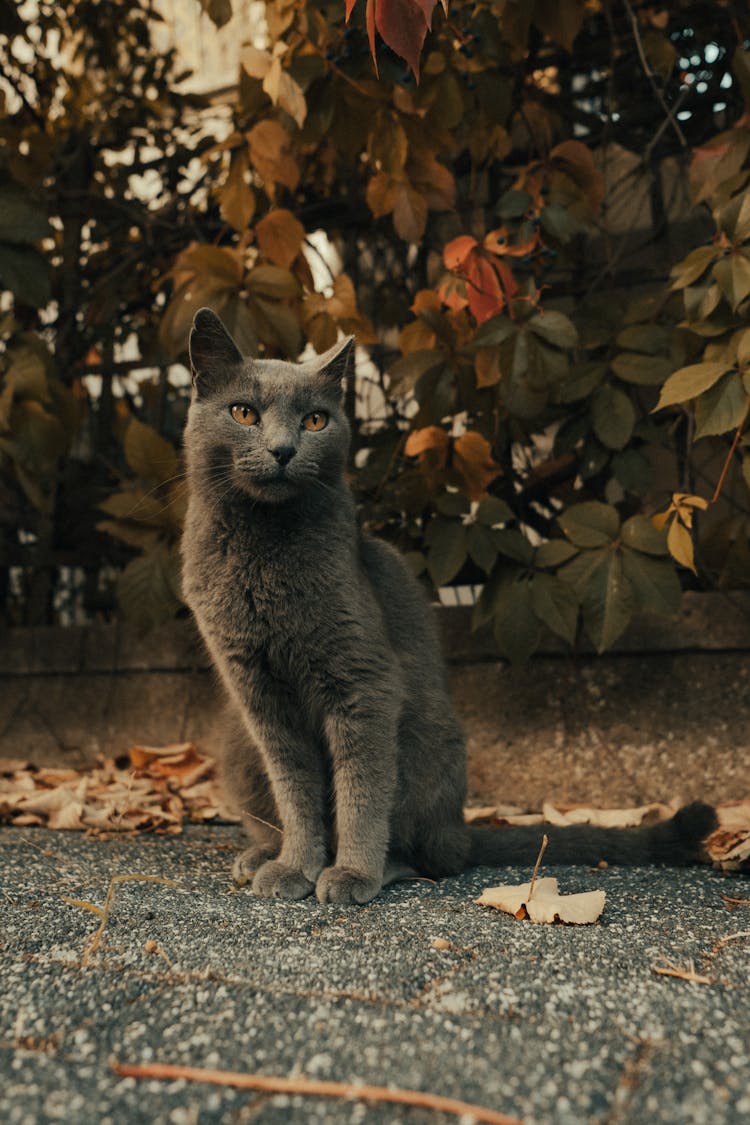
[313,335,355,391]
[189,307,243,395]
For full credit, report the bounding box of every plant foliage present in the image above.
[1,0,750,656]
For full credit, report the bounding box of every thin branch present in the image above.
[623,0,687,150]
[711,399,749,504]
[110,1062,524,1125]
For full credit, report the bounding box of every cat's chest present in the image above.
[185,518,329,641]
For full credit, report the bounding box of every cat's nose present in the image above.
[269,443,296,467]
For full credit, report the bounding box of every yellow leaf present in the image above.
[667,516,696,573]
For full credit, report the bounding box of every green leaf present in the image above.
[403,550,426,576]
[558,546,607,596]
[611,449,653,495]
[694,372,749,439]
[472,315,516,348]
[527,310,577,350]
[531,572,579,644]
[246,263,300,299]
[622,548,682,617]
[558,501,620,548]
[556,361,605,403]
[621,514,669,556]
[670,246,718,290]
[581,552,634,653]
[124,418,180,485]
[540,203,579,244]
[591,385,636,451]
[467,522,498,573]
[117,545,183,631]
[615,325,671,354]
[713,253,750,311]
[387,351,444,397]
[491,575,542,664]
[495,190,532,219]
[475,496,513,526]
[0,189,51,244]
[655,362,732,410]
[492,528,535,565]
[425,517,468,585]
[0,243,51,308]
[535,539,579,568]
[434,491,471,517]
[611,353,673,385]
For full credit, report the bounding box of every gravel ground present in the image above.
[1,825,749,1124]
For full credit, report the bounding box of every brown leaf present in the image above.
[453,431,502,501]
[246,120,300,192]
[255,209,306,268]
[220,151,255,232]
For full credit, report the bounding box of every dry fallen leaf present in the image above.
[0,745,238,835]
[542,801,676,828]
[476,877,606,924]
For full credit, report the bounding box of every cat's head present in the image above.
[185,307,353,503]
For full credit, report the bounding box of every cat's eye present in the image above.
[302,411,328,432]
[230,404,259,426]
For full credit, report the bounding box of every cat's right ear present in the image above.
[188,308,243,396]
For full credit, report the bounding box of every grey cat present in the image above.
[181,307,717,905]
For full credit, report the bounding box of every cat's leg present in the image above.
[315,701,399,905]
[217,706,283,885]
[248,718,330,901]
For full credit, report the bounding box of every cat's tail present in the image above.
[467,801,717,868]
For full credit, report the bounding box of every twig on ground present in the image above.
[110,1062,524,1125]
[64,874,177,964]
[527,834,548,902]
[651,959,712,985]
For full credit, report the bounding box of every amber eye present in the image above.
[230,404,259,426]
[302,411,328,432]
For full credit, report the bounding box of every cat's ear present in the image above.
[312,335,355,391]
[189,307,243,395]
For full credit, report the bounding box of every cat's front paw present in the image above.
[232,844,279,887]
[251,859,314,900]
[315,866,382,905]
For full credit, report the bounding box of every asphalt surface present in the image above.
[1,825,749,1124]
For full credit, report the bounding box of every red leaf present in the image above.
[375,0,434,81]
[345,0,357,18]
[366,0,378,75]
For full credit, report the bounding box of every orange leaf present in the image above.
[465,254,509,324]
[255,209,306,268]
[453,431,502,500]
[404,425,449,458]
[444,235,478,270]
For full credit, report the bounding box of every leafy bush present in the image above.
[1,0,749,656]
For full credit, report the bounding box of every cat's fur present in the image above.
[181,307,717,905]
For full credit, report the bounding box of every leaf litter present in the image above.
[2,753,748,874]
[0,743,238,835]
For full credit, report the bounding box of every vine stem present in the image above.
[711,399,750,504]
[110,1062,523,1125]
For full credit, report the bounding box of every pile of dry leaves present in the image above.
[0,744,238,836]
[0,747,747,872]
